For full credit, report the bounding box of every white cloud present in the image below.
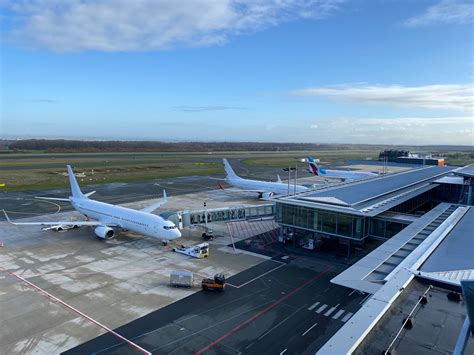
[2,0,344,52]
[292,84,474,111]
[404,0,474,27]
[308,116,474,145]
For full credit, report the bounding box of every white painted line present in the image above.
[2,267,151,354]
[245,341,255,349]
[271,259,287,265]
[257,303,307,340]
[280,349,287,355]
[332,309,345,320]
[324,304,339,317]
[231,263,286,288]
[308,301,320,311]
[341,312,353,323]
[158,300,275,350]
[316,304,328,313]
[302,322,318,336]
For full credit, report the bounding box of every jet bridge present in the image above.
[161,203,275,229]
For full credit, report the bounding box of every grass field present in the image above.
[1,149,472,192]
[0,153,226,192]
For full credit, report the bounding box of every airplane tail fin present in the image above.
[276,174,282,183]
[307,155,320,176]
[66,165,85,198]
[140,189,167,213]
[223,159,238,179]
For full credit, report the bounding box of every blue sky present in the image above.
[1,0,473,144]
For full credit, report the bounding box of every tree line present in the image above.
[6,139,339,152]
[3,139,472,154]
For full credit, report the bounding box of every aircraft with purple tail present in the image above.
[307,155,378,181]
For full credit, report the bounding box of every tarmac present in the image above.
[0,183,270,354]
[65,221,373,355]
[0,167,382,354]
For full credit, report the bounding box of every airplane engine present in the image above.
[261,192,274,199]
[94,225,115,239]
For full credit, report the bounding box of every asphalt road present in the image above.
[65,247,367,354]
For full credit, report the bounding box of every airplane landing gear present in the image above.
[162,240,169,246]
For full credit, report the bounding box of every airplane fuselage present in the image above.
[71,197,180,241]
[226,176,308,195]
[318,168,378,180]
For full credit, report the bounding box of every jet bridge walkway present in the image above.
[162,203,275,228]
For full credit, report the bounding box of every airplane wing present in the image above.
[2,210,106,227]
[15,221,102,226]
[35,196,71,202]
[218,184,266,194]
[140,190,168,213]
[84,191,96,197]
[35,190,95,202]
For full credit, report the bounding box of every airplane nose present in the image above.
[173,229,182,239]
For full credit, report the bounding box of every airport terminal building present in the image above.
[274,165,470,248]
[271,164,474,353]
[317,167,474,354]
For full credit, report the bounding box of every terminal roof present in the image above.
[330,203,460,294]
[453,164,474,178]
[434,175,464,185]
[320,205,474,354]
[276,166,454,216]
[420,207,474,273]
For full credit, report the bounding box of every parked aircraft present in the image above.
[3,165,181,245]
[307,155,378,181]
[222,159,308,198]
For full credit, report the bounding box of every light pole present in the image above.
[204,201,208,230]
[287,166,291,195]
[284,166,297,195]
[294,164,297,195]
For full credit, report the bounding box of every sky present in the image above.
[0,0,473,145]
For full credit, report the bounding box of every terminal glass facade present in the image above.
[276,204,365,239]
[389,190,433,214]
[368,218,407,239]
[276,203,412,240]
[276,183,457,243]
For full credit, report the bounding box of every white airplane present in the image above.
[307,155,378,181]
[3,165,181,245]
[222,159,308,198]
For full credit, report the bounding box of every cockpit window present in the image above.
[163,225,176,230]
